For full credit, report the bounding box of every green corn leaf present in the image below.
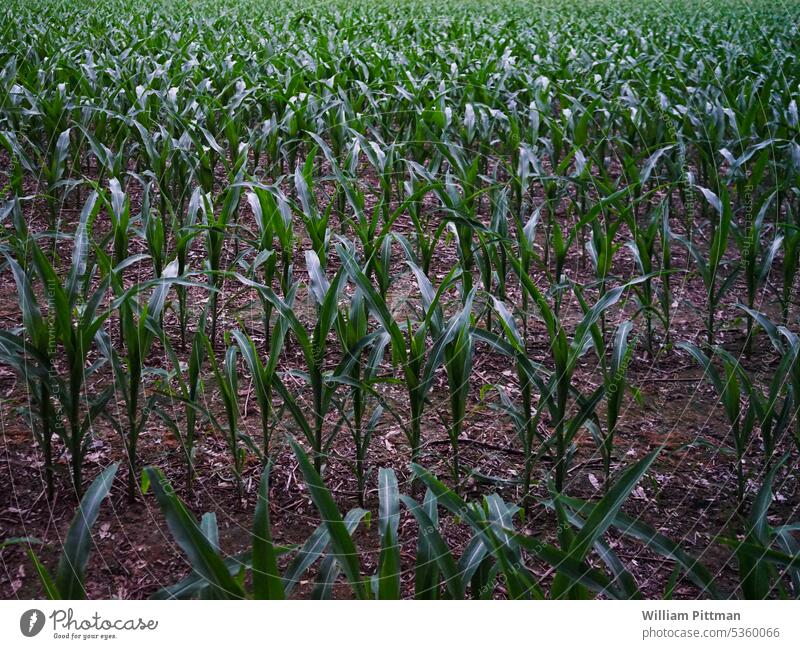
[568,450,660,562]
[145,467,244,599]
[289,438,365,599]
[252,463,284,600]
[377,468,401,599]
[400,495,464,599]
[55,463,118,599]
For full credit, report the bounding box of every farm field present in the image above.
[1,0,799,600]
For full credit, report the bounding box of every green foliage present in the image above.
[1,0,800,602]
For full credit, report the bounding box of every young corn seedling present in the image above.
[582,317,637,490]
[153,309,209,493]
[470,182,514,329]
[96,252,180,501]
[414,462,566,599]
[293,150,332,266]
[245,184,294,349]
[479,296,550,504]
[147,454,367,600]
[106,177,131,280]
[200,150,246,346]
[137,180,168,281]
[1,252,59,498]
[0,126,73,227]
[438,291,475,488]
[505,150,540,322]
[230,315,291,464]
[585,189,629,342]
[570,278,639,491]
[551,487,721,599]
[237,250,351,472]
[673,185,736,348]
[334,288,389,506]
[334,175,394,297]
[404,164,446,276]
[720,312,796,471]
[359,135,397,227]
[205,333,246,500]
[338,242,459,465]
[626,201,669,355]
[658,200,674,347]
[557,184,634,319]
[79,124,128,187]
[508,251,627,493]
[173,188,203,350]
[544,450,660,599]
[28,193,113,498]
[144,464,248,599]
[436,160,482,303]
[535,448,721,599]
[730,191,783,354]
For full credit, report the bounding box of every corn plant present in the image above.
[152,310,209,492]
[338,242,459,465]
[26,193,113,498]
[245,184,294,349]
[673,186,736,348]
[507,251,630,492]
[144,464,249,599]
[0,253,58,498]
[199,151,246,346]
[334,288,389,506]
[404,164,447,276]
[626,201,671,354]
[293,151,332,266]
[171,188,204,350]
[545,450,659,599]
[137,180,168,281]
[480,297,550,503]
[231,318,290,463]
[556,186,634,318]
[437,169,481,303]
[360,136,399,226]
[582,319,637,489]
[729,186,783,353]
[237,251,351,472]
[106,177,131,283]
[96,255,181,500]
[438,291,475,488]
[583,183,640,341]
[0,127,73,226]
[551,473,722,598]
[205,333,246,499]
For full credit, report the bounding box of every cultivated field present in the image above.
[1,0,799,599]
